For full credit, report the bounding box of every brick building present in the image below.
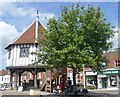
[84,48,120,90]
[97,48,120,89]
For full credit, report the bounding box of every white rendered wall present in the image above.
[97,78,102,89]
[0,75,10,84]
[0,76,4,84]
[3,75,10,84]
[6,44,38,67]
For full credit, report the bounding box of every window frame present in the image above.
[20,47,30,57]
[114,60,120,67]
[110,76,117,87]
[8,49,11,59]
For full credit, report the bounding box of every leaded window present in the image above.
[8,49,11,59]
[20,47,29,57]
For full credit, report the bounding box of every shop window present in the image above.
[110,76,117,86]
[20,47,29,57]
[114,60,120,67]
[119,75,120,87]
[86,76,96,86]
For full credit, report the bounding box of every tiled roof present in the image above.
[5,20,44,49]
[0,70,9,76]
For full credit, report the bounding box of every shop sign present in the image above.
[86,71,97,76]
[98,70,120,75]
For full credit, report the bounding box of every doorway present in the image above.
[102,77,108,88]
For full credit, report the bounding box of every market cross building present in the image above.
[5,11,46,90]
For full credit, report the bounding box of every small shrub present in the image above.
[10,87,13,90]
[86,85,96,90]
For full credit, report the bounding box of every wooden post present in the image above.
[18,71,22,86]
[9,70,13,89]
[15,71,18,90]
[34,71,37,88]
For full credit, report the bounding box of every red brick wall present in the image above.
[104,48,120,68]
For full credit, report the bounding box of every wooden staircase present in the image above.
[40,68,66,93]
[40,70,52,92]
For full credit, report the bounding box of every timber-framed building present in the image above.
[5,11,46,90]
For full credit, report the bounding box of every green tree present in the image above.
[35,4,115,85]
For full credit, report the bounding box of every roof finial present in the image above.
[36,8,39,19]
[35,8,39,43]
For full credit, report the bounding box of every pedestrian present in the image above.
[59,80,65,93]
[82,87,88,95]
[22,80,26,90]
[66,77,72,91]
[77,80,80,91]
[79,83,83,92]
[52,81,57,94]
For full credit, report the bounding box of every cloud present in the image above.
[0,21,20,69]
[0,2,55,21]
[0,21,20,45]
[110,29,118,49]
[0,2,35,17]
[40,13,55,20]
[31,12,55,22]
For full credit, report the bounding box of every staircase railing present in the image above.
[40,70,51,91]
[40,68,66,92]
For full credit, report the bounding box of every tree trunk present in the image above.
[73,67,76,86]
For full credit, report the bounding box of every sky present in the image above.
[0,1,119,70]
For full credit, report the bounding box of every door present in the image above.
[102,77,107,88]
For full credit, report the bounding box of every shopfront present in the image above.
[85,71,97,89]
[97,69,120,89]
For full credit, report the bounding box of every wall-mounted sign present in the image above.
[85,71,97,76]
[98,70,120,75]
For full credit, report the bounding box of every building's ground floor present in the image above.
[7,66,67,93]
[85,69,120,90]
[6,66,46,90]
[6,66,120,92]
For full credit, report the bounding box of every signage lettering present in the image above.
[98,70,120,75]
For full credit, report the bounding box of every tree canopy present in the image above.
[34,4,115,84]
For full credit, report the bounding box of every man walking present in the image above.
[66,77,72,92]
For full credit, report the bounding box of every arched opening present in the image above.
[7,66,46,90]
[21,71,34,90]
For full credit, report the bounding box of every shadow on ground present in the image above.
[1,93,120,97]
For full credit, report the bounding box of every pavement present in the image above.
[88,89,120,97]
[0,89,51,97]
[89,89,120,95]
[0,89,120,97]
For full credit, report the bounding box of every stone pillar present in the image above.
[34,70,37,88]
[107,76,110,88]
[116,75,120,95]
[117,75,119,88]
